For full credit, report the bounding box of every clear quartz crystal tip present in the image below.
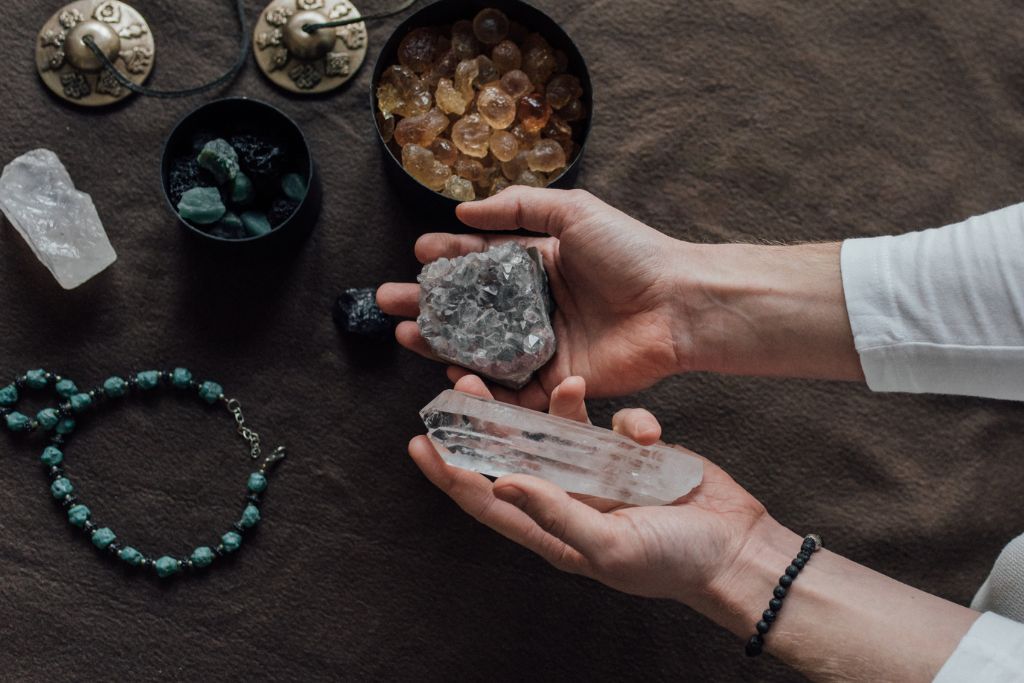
[420,390,704,506]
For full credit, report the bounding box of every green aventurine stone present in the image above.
[154,556,180,578]
[55,379,78,397]
[119,546,144,566]
[70,393,92,413]
[41,446,63,466]
[26,369,48,389]
[177,187,226,225]
[6,412,32,432]
[218,211,244,231]
[241,211,272,237]
[191,546,215,568]
[197,138,240,184]
[199,381,223,404]
[172,368,193,389]
[239,504,261,528]
[50,477,73,499]
[230,172,254,205]
[91,527,116,549]
[67,504,90,527]
[55,417,75,435]
[103,376,128,397]
[281,173,307,202]
[247,472,268,493]
[136,371,160,390]
[221,531,242,552]
[0,384,18,406]
[37,408,59,430]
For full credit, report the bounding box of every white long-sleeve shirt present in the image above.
[840,204,1024,681]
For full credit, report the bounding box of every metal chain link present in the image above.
[223,397,287,467]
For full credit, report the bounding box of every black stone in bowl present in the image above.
[160,97,321,249]
[370,0,594,218]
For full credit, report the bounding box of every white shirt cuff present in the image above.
[933,612,1024,682]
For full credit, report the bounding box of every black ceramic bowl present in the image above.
[370,0,593,215]
[160,97,321,249]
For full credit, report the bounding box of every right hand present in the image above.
[378,187,696,409]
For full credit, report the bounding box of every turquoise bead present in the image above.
[36,408,59,431]
[191,546,215,568]
[199,381,223,404]
[239,504,261,528]
[6,412,33,432]
[221,531,242,552]
[55,417,75,435]
[172,368,193,389]
[154,556,180,578]
[25,369,48,389]
[55,379,78,397]
[50,477,73,499]
[247,472,268,493]
[40,446,64,466]
[69,393,93,413]
[0,384,18,406]
[103,376,127,397]
[136,371,161,390]
[91,527,116,549]
[67,504,90,527]
[119,546,144,566]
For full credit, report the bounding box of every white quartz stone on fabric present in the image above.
[0,149,116,289]
[421,390,704,506]
[418,242,556,389]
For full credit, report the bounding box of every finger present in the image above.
[414,232,550,264]
[408,436,588,572]
[456,186,589,236]
[611,408,662,446]
[376,283,419,318]
[548,376,589,423]
[492,473,614,558]
[395,321,437,360]
[453,373,493,399]
[446,366,552,411]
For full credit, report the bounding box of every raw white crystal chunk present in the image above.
[418,242,556,389]
[421,390,704,506]
[0,149,116,289]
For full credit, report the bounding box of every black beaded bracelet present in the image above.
[744,533,823,657]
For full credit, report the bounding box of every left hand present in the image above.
[408,374,770,607]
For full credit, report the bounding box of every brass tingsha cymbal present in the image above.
[253,0,368,95]
[36,0,155,106]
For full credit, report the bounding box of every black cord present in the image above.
[302,0,418,33]
[82,0,250,99]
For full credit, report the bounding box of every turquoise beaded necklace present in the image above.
[0,368,286,579]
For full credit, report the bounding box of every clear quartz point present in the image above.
[421,390,704,506]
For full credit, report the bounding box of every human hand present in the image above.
[408,373,769,607]
[378,187,696,410]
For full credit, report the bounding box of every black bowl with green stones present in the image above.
[160,97,321,248]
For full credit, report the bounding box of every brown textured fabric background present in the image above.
[2,1,1023,680]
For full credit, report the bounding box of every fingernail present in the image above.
[494,486,525,508]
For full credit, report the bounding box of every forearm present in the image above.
[695,516,979,682]
[673,241,864,381]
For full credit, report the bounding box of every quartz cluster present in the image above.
[418,242,555,388]
[421,390,704,505]
[377,7,587,200]
[0,149,116,289]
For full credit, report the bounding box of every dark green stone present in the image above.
[55,417,75,435]
[40,446,63,466]
[25,369,48,389]
[230,172,254,206]
[197,138,239,184]
[177,187,226,225]
[281,173,307,202]
[241,211,272,237]
[0,384,18,406]
[37,408,59,430]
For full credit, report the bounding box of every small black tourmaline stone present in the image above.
[333,288,395,338]
[229,134,285,180]
[267,197,299,226]
[167,157,215,206]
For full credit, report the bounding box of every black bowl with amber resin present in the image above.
[370,0,593,218]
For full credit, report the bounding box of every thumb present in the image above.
[493,474,612,558]
[456,186,589,236]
